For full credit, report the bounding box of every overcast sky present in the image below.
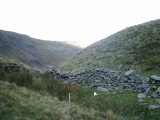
[0,0,159,44]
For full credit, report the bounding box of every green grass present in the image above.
[0,71,160,119]
[0,81,104,120]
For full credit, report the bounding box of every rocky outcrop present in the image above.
[0,63,22,72]
[49,68,160,98]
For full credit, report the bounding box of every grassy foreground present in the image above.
[0,81,104,120]
[0,71,160,120]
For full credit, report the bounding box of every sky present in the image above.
[0,0,160,44]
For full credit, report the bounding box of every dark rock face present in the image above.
[49,68,160,98]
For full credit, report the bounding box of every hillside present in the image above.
[61,19,160,75]
[0,30,84,70]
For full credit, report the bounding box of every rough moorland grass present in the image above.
[0,81,106,120]
[32,78,160,120]
[71,89,147,119]
[1,71,160,119]
[0,70,33,88]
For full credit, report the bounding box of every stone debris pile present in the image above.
[50,68,160,99]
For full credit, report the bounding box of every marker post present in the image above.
[68,80,72,103]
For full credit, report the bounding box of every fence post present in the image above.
[68,80,72,103]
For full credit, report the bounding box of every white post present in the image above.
[69,92,71,103]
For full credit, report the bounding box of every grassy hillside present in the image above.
[61,19,160,75]
[0,30,83,70]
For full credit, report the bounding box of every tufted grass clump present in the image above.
[0,70,33,88]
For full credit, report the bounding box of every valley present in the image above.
[0,19,160,120]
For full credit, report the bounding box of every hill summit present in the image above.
[61,19,160,75]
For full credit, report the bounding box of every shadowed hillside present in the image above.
[0,30,84,70]
[61,19,160,75]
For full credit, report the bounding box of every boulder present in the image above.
[156,87,160,93]
[125,70,135,76]
[97,87,109,92]
[149,105,160,109]
[95,80,101,83]
[138,99,144,102]
[138,93,146,99]
[151,75,160,81]
[157,99,160,104]
[151,93,158,98]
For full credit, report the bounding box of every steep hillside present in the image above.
[0,30,83,70]
[61,19,160,75]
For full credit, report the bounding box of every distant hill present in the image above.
[61,19,160,75]
[0,30,85,70]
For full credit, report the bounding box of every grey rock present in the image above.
[138,99,144,102]
[157,99,160,104]
[152,85,157,89]
[151,75,160,81]
[90,83,98,87]
[95,80,101,83]
[149,105,160,109]
[151,93,158,98]
[152,81,156,84]
[144,77,150,82]
[147,96,151,98]
[138,84,150,89]
[49,68,160,99]
[156,87,160,93]
[108,88,113,91]
[77,80,82,84]
[97,87,109,92]
[114,87,121,90]
[125,70,135,76]
[138,93,146,99]
[140,76,145,81]
[144,86,152,95]
[63,80,68,84]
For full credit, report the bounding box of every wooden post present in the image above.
[69,93,71,103]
